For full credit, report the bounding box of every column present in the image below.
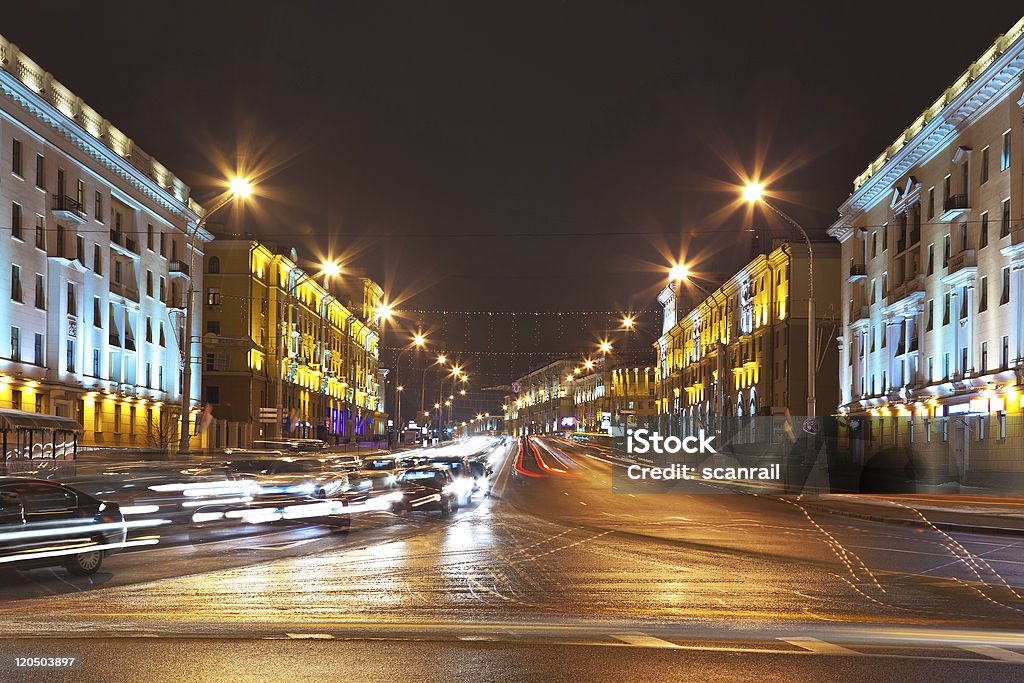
[965,282,975,375]
[950,289,959,377]
[1013,262,1024,364]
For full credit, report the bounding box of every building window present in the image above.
[207,320,221,335]
[208,256,220,274]
[1002,267,1011,305]
[159,322,166,347]
[66,339,75,373]
[927,244,934,275]
[93,349,100,377]
[76,179,84,207]
[147,224,154,251]
[94,191,103,221]
[67,282,77,317]
[882,223,888,252]
[943,293,950,325]
[206,288,221,306]
[34,153,44,189]
[1001,198,1011,238]
[943,234,950,266]
[159,276,166,303]
[959,223,968,252]
[145,316,153,343]
[11,203,22,241]
[114,404,121,433]
[93,296,102,327]
[76,235,85,264]
[94,244,103,276]
[943,352,950,380]
[1003,335,1010,368]
[145,362,152,388]
[979,276,988,312]
[871,232,877,258]
[35,216,45,250]
[927,187,935,219]
[10,326,20,362]
[146,270,154,297]
[927,357,934,382]
[11,389,21,411]
[33,333,43,366]
[943,175,951,203]
[34,274,45,310]
[11,139,22,176]
[980,211,989,248]
[981,146,990,184]
[158,366,164,391]
[959,285,968,319]
[114,261,122,285]
[926,299,934,331]
[1002,129,1012,171]
[960,347,967,375]
[981,341,988,374]
[159,232,167,258]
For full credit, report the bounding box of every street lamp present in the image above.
[621,315,635,330]
[178,176,254,455]
[393,333,427,441]
[743,182,816,418]
[598,341,613,355]
[420,353,447,418]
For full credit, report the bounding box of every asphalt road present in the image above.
[3,437,1024,680]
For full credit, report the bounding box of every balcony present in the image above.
[109,230,140,258]
[168,260,190,278]
[938,194,970,221]
[946,249,977,276]
[849,305,870,324]
[109,280,140,302]
[888,274,925,305]
[847,263,867,282]
[51,194,87,224]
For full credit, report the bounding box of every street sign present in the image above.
[802,418,820,435]
[258,407,278,424]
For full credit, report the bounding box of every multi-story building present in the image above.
[502,359,575,436]
[0,35,208,450]
[571,356,658,434]
[655,241,841,436]
[828,17,1024,485]
[200,238,386,447]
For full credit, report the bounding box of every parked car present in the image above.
[0,478,126,576]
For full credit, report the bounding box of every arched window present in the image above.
[208,256,220,274]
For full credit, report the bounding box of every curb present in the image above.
[800,502,1024,537]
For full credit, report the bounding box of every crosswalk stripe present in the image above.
[612,633,682,649]
[780,637,859,655]
[960,645,1024,663]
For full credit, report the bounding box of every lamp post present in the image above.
[178,177,253,455]
[437,366,462,441]
[743,182,816,418]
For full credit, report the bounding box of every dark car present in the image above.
[427,456,479,504]
[394,466,459,516]
[0,478,126,576]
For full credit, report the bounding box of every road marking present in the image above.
[781,637,859,655]
[960,645,1024,662]
[612,633,682,649]
[285,633,335,640]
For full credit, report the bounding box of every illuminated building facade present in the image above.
[655,242,840,436]
[201,238,386,446]
[0,35,207,450]
[828,17,1024,484]
[571,358,657,434]
[502,359,575,436]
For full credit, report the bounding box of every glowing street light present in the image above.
[668,264,689,282]
[376,303,394,321]
[598,341,613,355]
[583,359,595,370]
[741,182,765,203]
[229,176,253,198]
[397,385,404,392]
[437,354,447,365]
[320,260,342,278]
[621,315,635,330]
[413,333,427,347]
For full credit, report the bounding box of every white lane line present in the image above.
[256,538,318,550]
[780,637,859,655]
[285,633,334,640]
[960,645,1024,663]
[612,633,682,649]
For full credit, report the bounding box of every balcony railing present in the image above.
[169,260,190,277]
[947,249,977,275]
[109,230,139,256]
[939,194,970,220]
[51,194,87,221]
[848,263,867,281]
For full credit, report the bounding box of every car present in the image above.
[0,478,126,576]
[223,458,350,499]
[426,456,478,504]
[361,456,403,473]
[394,466,459,516]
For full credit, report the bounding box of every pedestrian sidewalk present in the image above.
[798,492,1024,537]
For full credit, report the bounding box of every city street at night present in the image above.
[5,3,1024,680]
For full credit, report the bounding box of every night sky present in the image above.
[5,3,1022,414]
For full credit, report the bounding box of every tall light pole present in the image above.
[420,353,447,419]
[743,182,816,418]
[393,333,426,436]
[437,366,462,441]
[178,177,253,455]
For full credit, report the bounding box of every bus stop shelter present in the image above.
[0,409,83,464]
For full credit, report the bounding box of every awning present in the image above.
[0,409,83,435]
